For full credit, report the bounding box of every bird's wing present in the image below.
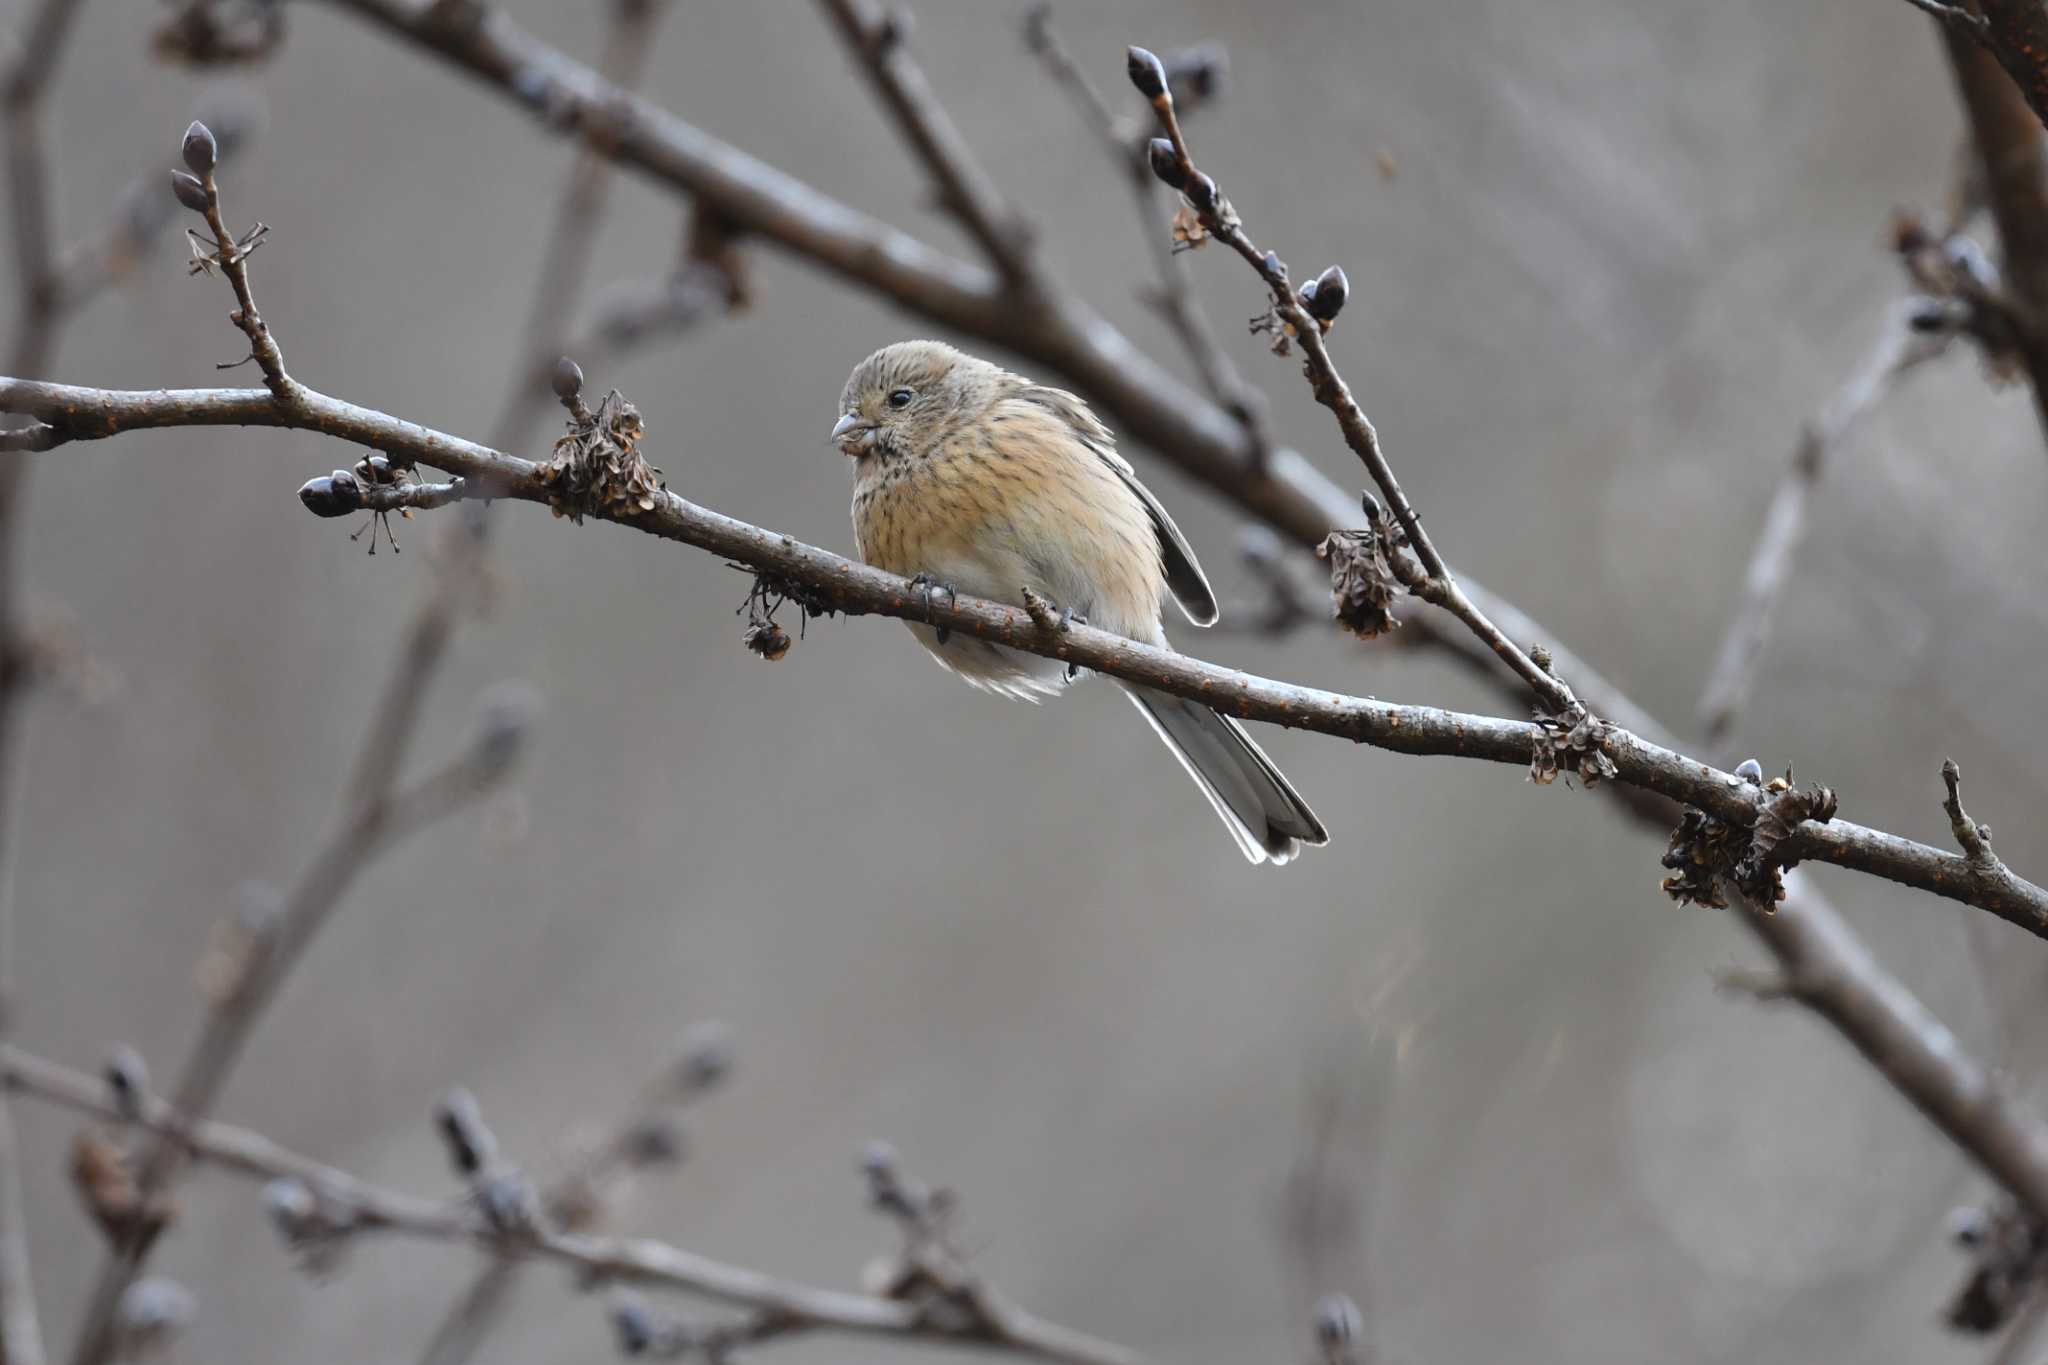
[1014,383,1220,627]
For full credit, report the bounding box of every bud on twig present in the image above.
[1300,265,1349,324]
[470,681,539,784]
[1314,1294,1363,1364]
[1125,45,1168,99]
[551,355,584,400]
[1146,138,1185,190]
[435,1087,497,1176]
[181,121,218,175]
[169,170,211,214]
[1734,759,1764,786]
[103,1045,149,1120]
[1184,170,1218,214]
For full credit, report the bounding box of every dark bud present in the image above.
[1302,265,1349,323]
[1184,171,1219,213]
[874,7,911,47]
[103,1045,149,1119]
[1164,41,1229,104]
[611,1295,657,1356]
[434,1087,497,1176]
[471,681,539,783]
[116,1277,194,1341]
[1146,138,1186,191]
[1314,1295,1363,1353]
[677,1019,735,1094]
[180,120,217,175]
[1125,45,1168,99]
[297,474,346,518]
[621,1117,686,1166]
[261,1177,317,1240]
[551,355,584,400]
[860,1139,900,1183]
[169,170,211,214]
[1360,490,1383,521]
[1734,759,1764,786]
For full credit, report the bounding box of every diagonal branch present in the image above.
[818,0,1037,285]
[1697,300,1948,743]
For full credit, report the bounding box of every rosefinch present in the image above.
[834,340,1327,865]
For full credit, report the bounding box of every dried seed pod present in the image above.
[1146,137,1185,191]
[180,121,218,175]
[169,170,211,214]
[1125,45,1168,99]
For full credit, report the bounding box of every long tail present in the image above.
[1120,684,1330,865]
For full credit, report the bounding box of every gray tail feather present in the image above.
[1120,684,1330,866]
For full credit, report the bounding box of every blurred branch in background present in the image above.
[1696,299,1949,746]
[1928,3,2048,443]
[0,4,263,1360]
[0,1044,1145,1365]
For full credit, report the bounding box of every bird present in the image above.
[832,339,1328,865]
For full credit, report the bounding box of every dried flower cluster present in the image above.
[1662,771,1839,909]
[537,389,663,523]
[1527,703,1618,788]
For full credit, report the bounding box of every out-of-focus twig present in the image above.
[0,1046,1141,1365]
[64,684,533,1365]
[1938,20,2048,445]
[1697,300,1947,744]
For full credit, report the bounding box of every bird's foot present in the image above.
[907,571,957,644]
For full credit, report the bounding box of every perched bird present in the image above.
[833,340,1328,865]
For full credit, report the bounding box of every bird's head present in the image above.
[831,339,997,463]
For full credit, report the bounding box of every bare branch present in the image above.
[819,0,1036,284]
[62,689,533,1365]
[1698,300,1947,742]
[1129,48,1577,715]
[0,1046,1142,1365]
[3,375,2044,943]
[1939,17,2048,442]
[1025,9,1279,468]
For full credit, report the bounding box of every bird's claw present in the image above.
[907,572,957,644]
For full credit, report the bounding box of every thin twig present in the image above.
[1940,18,2048,444]
[818,0,1036,285]
[1698,300,1947,743]
[0,1046,1141,1365]
[1130,50,1577,714]
[62,698,530,1365]
[0,4,91,1360]
[1025,7,1279,468]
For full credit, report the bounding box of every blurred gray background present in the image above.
[5,0,2048,1361]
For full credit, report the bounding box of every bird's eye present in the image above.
[886,388,914,409]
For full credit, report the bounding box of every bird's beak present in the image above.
[830,412,865,447]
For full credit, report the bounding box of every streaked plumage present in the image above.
[834,340,1327,865]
